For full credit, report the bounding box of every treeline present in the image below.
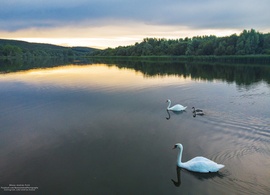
[0,39,98,59]
[90,29,270,56]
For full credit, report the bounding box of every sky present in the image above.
[0,0,270,49]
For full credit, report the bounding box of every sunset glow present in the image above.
[1,0,270,48]
[0,64,192,90]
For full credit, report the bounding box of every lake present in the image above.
[0,60,270,194]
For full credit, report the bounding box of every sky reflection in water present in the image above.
[0,63,269,194]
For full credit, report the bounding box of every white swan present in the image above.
[167,99,187,111]
[173,143,224,173]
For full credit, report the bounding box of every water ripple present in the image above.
[202,110,270,145]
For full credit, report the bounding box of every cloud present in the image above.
[1,0,269,48]
[0,22,243,48]
[1,0,270,31]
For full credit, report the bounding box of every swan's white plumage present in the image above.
[167,99,187,111]
[173,143,224,173]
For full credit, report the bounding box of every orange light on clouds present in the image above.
[0,21,246,49]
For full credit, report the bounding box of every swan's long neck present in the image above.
[177,145,183,167]
[167,100,171,110]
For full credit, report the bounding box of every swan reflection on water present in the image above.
[166,110,186,120]
[193,112,205,117]
[166,109,203,120]
[171,166,225,187]
[171,166,182,187]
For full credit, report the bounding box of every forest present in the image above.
[1,29,270,61]
[0,39,97,58]
[90,29,270,57]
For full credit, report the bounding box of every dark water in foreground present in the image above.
[0,62,270,194]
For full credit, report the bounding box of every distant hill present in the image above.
[0,39,99,58]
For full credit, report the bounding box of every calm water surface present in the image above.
[0,62,270,194]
